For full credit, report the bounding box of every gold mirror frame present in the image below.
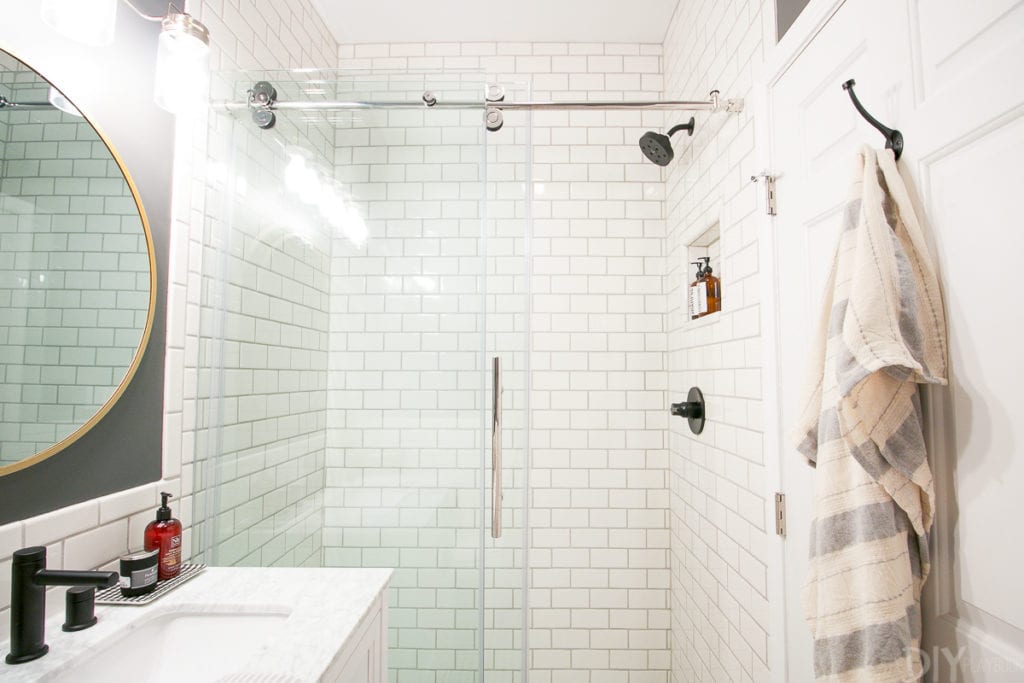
[0,45,157,477]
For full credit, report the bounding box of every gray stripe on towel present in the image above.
[814,617,913,677]
[879,392,927,476]
[809,500,909,558]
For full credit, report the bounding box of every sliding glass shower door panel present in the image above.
[192,73,336,570]
[325,72,488,683]
[194,70,529,683]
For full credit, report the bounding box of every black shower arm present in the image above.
[666,117,696,138]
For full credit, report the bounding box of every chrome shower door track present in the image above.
[217,84,744,130]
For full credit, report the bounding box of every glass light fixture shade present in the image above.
[48,87,83,117]
[41,0,118,47]
[153,13,211,115]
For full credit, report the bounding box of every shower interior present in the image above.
[188,67,727,681]
[191,69,533,683]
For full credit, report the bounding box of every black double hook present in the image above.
[842,79,904,160]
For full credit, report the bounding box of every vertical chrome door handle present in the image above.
[491,356,502,539]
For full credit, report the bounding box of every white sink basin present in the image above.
[46,610,289,683]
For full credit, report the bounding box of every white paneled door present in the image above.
[766,0,1024,681]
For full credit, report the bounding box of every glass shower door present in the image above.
[193,69,529,683]
[327,72,491,683]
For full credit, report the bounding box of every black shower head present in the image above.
[638,131,674,166]
[638,116,696,166]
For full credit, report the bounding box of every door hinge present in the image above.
[775,492,786,536]
[751,172,777,216]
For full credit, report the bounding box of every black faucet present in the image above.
[5,546,118,665]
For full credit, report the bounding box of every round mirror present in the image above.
[0,48,155,475]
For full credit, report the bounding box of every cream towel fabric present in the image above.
[792,146,947,682]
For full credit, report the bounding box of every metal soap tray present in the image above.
[95,562,206,605]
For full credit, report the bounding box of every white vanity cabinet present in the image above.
[324,591,387,682]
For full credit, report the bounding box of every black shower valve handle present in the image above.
[670,400,702,418]
[670,387,706,435]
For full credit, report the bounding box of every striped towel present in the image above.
[792,146,947,682]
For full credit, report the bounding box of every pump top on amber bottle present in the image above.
[144,492,182,580]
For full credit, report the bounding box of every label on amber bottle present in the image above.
[161,535,182,576]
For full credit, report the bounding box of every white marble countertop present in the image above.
[1,566,392,682]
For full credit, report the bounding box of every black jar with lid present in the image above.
[119,549,158,597]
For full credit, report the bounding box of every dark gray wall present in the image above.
[777,0,812,39]
[0,0,172,523]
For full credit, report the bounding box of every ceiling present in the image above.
[310,0,681,45]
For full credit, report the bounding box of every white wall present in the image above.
[662,1,772,682]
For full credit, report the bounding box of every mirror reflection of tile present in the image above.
[0,59,149,466]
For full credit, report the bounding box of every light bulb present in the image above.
[153,12,211,115]
[41,0,117,47]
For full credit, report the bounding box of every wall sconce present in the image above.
[153,11,210,114]
[40,0,211,115]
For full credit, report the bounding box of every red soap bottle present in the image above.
[145,492,182,580]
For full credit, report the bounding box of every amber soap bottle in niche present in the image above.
[698,257,721,317]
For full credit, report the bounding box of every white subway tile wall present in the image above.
[663,1,771,682]
[0,65,149,463]
[330,42,671,683]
